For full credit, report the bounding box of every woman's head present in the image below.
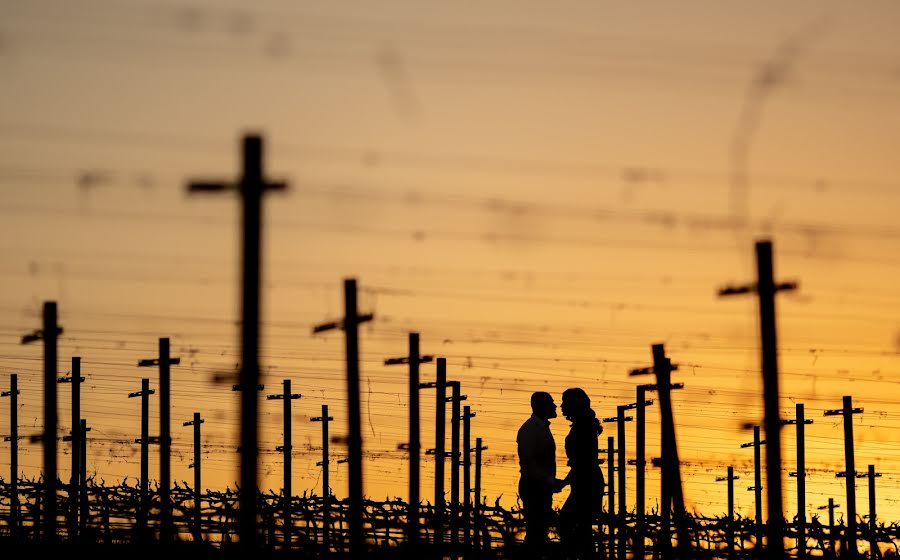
[561,388,592,421]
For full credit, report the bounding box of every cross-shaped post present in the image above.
[138,337,181,542]
[859,465,881,559]
[384,333,434,548]
[719,239,798,560]
[461,404,476,552]
[58,356,85,540]
[716,466,740,560]
[629,343,688,559]
[603,404,635,559]
[784,403,814,560]
[817,499,840,557]
[446,379,466,549]
[266,379,301,550]
[473,437,488,556]
[2,374,21,540]
[825,396,864,558]
[741,425,766,556]
[21,300,63,541]
[629,386,655,558]
[127,378,155,538]
[183,412,205,542]
[313,278,374,559]
[187,133,287,551]
[420,357,447,549]
[311,405,334,555]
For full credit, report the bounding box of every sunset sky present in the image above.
[1,0,899,526]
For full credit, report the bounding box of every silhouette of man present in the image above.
[517,391,564,558]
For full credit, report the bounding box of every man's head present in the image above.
[531,391,557,420]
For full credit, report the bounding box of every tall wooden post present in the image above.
[267,380,301,549]
[2,374,20,539]
[184,413,204,542]
[607,435,616,559]
[138,337,180,542]
[433,359,447,548]
[719,240,798,560]
[312,405,334,556]
[448,380,465,548]
[128,378,155,537]
[742,425,765,554]
[20,301,64,540]
[630,344,688,559]
[58,356,84,539]
[785,403,813,559]
[863,465,880,559]
[634,385,654,560]
[462,405,475,552]
[313,279,373,558]
[717,467,740,560]
[385,333,434,549]
[474,438,487,557]
[188,133,288,552]
[78,418,89,528]
[828,499,838,557]
[825,396,863,558]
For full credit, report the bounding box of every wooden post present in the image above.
[474,438,487,557]
[138,337,181,541]
[184,412,205,542]
[863,465,880,559]
[79,418,89,528]
[716,467,740,560]
[784,403,813,560]
[463,405,474,553]
[385,333,434,549]
[608,435,616,560]
[2,374,20,539]
[825,396,863,558]
[58,356,84,539]
[719,240,798,560]
[313,279,373,558]
[634,385,654,560]
[448,380,464,549]
[741,425,765,555]
[312,405,334,557]
[413,359,448,550]
[128,378,155,537]
[20,301,62,540]
[188,133,288,552]
[267,379,301,549]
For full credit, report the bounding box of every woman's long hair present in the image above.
[562,388,602,435]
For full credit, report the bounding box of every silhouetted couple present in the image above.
[517,389,604,560]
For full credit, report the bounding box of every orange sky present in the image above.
[1,0,899,525]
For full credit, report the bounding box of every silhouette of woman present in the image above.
[558,388,604,559]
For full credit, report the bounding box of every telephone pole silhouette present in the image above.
[313,279,373,559]
[741,426,766,556]
[2,374,20,539]
[421,357,448,549]
[630,343,688,559]
[631,386,655,558]
[384,333,433,548]
[138,337,180,542]
[184,412,205,542]
[860,465,881,559]
[21,301,63,540]
[719,239,798,560]
[311,405,334,556]
[187,133,287,551]
[267,379,301,549]
[716,466,740,560]
[825,396,864,558]
[128,378,155,538]
[784,403,813,560]
[58,356,85,539]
